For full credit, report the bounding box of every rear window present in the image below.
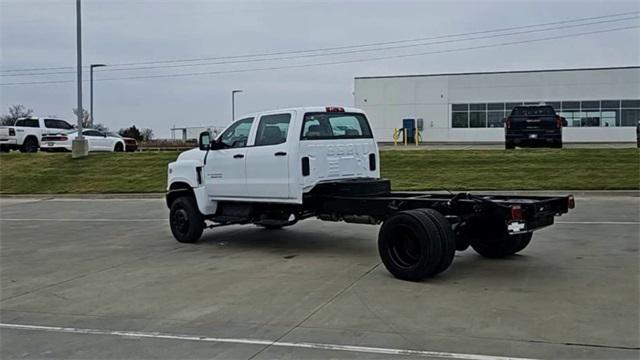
[301,112,372,140]
[44,119,73,130]
[511,106,555,116]
[15,119,40,128]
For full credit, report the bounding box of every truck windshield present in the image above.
[511,106,555,116]
[301,112,373,140]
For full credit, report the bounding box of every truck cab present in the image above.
[167,106,379,215]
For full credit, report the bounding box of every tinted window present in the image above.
[255,113,290,146]
[622,100,640,108]
[451,104,468,111]
[15,119,39,128]
[487,103,504,111]
[219,117,253,148]
[511,106,555,116]
[301,112,372,140]
[621,109,640,126]
[581,101,599,110]
[44,119,73,130]
[601,100,620,109]
[83,130,103,136]
[561,101,580,110]
[469,103,486,111]
[452,112,468,128]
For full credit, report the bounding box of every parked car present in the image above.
[106,132,138,152]
[0,117,74,152]
[41,129,126,152]
[504,104,567,149]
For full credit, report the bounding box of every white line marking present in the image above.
[557,221,639,225]
[0,218,165,222]
[0,323,538,360]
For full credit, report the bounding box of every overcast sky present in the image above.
[1,0,638,137]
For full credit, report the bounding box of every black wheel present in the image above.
[414,209,456,275]
[554,141,563,149]
[378,210,444,281]
[114,142,124,152]
[169,196,204,243]
[505,141,515,150]
[21,137,38,153]
[0,146,10,153]
[471,233,533,258]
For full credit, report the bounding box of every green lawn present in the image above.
[0,149,638,194]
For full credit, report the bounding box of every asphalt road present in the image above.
[0,195,638,359]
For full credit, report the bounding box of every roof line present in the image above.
[354,65,640,80]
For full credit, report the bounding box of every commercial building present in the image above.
[354,66,640,143]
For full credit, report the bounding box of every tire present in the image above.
[21,137,38,153]
[114,142,124,152]
[554,141,563,149]
[471,233,533,258]
[169,196,204,243]
[505,141,515,150]
[0,146,10,153]
[414,209,456,275]
[378,210,444,281]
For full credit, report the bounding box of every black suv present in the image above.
[505,105,566,149]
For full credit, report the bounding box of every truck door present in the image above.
[205,117,254,198]
[245,112,292,199]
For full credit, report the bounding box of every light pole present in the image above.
[72,0,88,158]
[90,64,106,128]
[231,89,243,122]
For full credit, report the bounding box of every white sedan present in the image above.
[40,129,126,152]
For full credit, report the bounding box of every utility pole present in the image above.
[231,89,243,123]
[90,64,107,128]
[72,0,88,158]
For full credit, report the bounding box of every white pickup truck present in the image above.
[166,106,575,281]
[0,117,75,152]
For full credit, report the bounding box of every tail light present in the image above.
[510,205,523,220]
[555,116,561,129]
[9,128,15,136]
[567,195,575,209]
[505,117,512,129]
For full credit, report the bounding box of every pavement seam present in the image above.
[245,262,381,360]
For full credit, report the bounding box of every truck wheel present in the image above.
[169,196,204,243]
[414,209,456,275]
[21,137,38,153]
[505,141,515,150]
[114,142,124,152]
[378,210,444,281]
[471,233,533,258]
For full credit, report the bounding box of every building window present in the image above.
[450,99,639,128]
[452,111,469,128]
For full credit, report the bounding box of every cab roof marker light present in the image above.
[325,107,344,112]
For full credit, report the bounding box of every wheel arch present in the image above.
[166,182,195,208]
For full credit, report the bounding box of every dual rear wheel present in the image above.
[378,209,534,281]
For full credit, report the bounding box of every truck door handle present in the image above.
[233,154,244,159]
[274,151,287,156]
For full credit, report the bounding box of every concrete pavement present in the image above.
[0,195,638,359]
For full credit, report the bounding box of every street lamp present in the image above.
[231,89,243,123]
[72,0,88,158]
[90,64,107,128]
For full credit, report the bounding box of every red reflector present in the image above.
[510,205,523,220]
[325,106,344,112]
[555,116,561,129]
[567,195,575,209]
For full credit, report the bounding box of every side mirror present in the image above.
[198,131,211,151]
[562,118,568,127]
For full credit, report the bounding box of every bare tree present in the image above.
[1,105,34,126]
[72,108,91,128]
[140,128,154,141]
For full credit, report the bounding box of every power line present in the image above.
[3,15,638,78]
[1,25,637,86]
[1,10,638,74]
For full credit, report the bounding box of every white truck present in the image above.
[0,117,75,152]
[166,106,575,281]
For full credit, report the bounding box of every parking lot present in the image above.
[1,195,638,359]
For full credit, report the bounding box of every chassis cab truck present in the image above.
[167,106,574,281]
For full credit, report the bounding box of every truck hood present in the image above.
[176,147,205,162]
